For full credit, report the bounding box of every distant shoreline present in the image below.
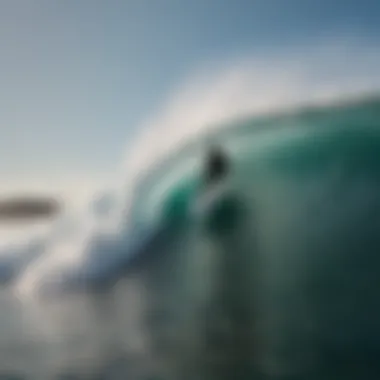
[0,196,61,221]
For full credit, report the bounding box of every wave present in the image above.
[1,41,379,301]
[8,94,379,301]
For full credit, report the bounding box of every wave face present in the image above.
[2,95,379,377]
[0,91,378,378]
[121,96,380,379]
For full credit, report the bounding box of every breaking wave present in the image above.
[0,41,379,302]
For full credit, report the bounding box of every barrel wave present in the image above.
[0,95,379,378]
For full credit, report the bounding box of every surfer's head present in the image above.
[204,145,229,185]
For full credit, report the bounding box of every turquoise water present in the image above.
[0,96,380,379]
[128,95,380,379]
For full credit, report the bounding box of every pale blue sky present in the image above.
[0,0,379,196]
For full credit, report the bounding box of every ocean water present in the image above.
[0,95,379,379]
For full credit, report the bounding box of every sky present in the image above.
[0,0,379,203]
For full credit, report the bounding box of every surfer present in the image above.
[203,145,230,186]
[195,145,244,236]
[126,145,232,271]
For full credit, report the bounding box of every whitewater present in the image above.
[1,41,380,378]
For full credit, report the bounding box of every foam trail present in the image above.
[8,40,380,301]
